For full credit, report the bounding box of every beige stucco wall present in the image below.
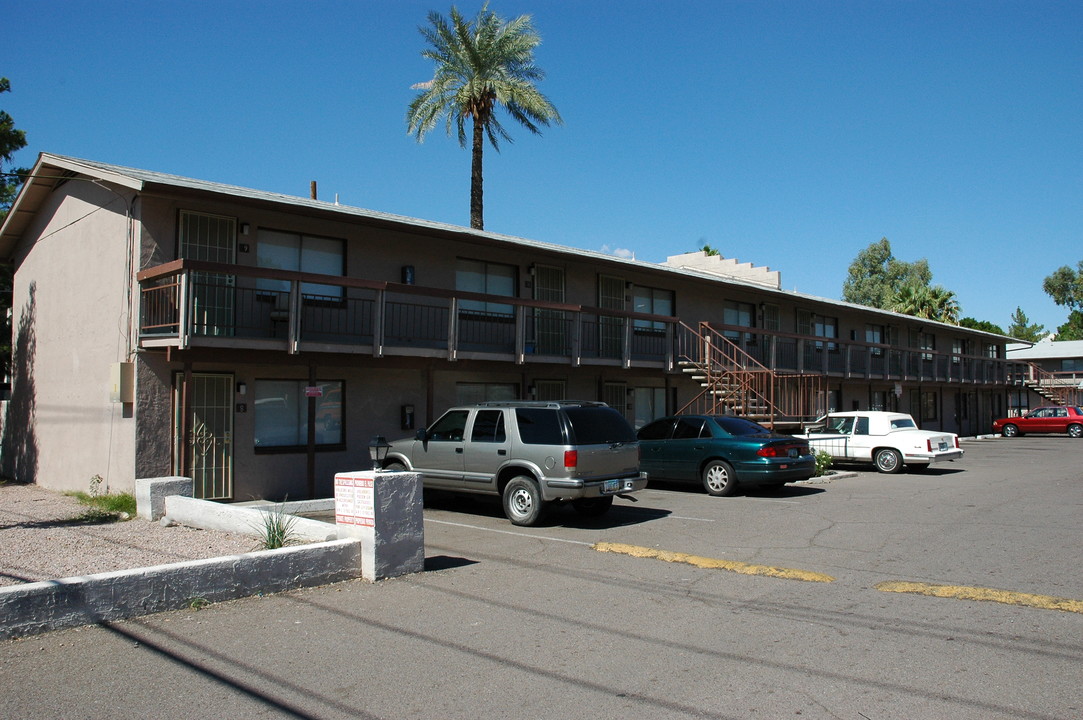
[2,181,139,492]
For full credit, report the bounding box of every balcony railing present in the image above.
[137,261,1025,385]
[136,260,677,368]
[677,322,1022,386]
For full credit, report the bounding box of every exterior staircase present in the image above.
[675,322,824,430]
[1019,362,1082,406]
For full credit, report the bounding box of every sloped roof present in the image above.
[1007,339,1083,360]
[1,153,1015,342]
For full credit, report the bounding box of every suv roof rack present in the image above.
[474,400,609,409]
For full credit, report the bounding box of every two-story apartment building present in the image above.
[1005,339,1083,413]
[0,154,1021,501]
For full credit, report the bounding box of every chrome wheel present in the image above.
[702,460,737,497]
[1069,424,1082,439]
[874,448,902,474]
[1002,424,1019,438]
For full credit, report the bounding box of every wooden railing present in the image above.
[136,260,678,368]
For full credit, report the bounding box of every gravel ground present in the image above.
[0,482,259,587]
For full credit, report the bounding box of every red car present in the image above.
[993,406,1083,438]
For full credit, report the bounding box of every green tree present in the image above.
[1054,310,1083,341]
[1042,260,1083,310]
[701,244,720,256]
[0,77,28,221]
[889,283,960,324]
[1,77,28,382]
[842,238,932,309]
[407,3,562,230]
[1006,307,1046,342]
[959,317,1006,335]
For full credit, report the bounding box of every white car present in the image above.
[804,411,963,474]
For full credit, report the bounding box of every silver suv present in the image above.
[381,401,647,526]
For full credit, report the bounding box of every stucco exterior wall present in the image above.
[1,182,138,492]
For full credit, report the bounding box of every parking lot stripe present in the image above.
[593,542,836,583]
[875,581,1083,614]
[426,518,594,546]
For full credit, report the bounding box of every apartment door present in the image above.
[174,373,234,499]
[598,275,624,358]
[533,264,567,355]
[180,210,237,336]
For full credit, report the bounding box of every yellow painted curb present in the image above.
[876,581,1083,614]
[593,542,835,583]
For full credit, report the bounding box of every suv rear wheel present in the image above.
[503,476,546,526]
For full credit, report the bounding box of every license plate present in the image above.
[938,441,948,451]
[602,479,620,494]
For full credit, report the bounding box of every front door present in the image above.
[180,210,237,337]
[533,264,567,355]
[174,373,234,499]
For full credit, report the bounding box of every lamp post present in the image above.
[368,435,391,469]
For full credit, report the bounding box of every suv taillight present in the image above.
[564,450,578,470]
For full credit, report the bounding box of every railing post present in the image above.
[178,270,191,349]
[287,279,300,355]
[515,304,526,365]
[447,297,458,362]
[572,312,582,367]
[622,316,632,369]
[664,322,675,372]
[373,289,385,358]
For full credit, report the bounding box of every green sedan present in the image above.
[637,415,815,496]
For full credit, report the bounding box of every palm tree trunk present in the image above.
[470,118,484,230]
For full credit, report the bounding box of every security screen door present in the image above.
[174,373,234,500]
[598,275,624,358]
[179,210,236,336]
[533,264,566,354]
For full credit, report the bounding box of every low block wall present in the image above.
[0,539,362,640]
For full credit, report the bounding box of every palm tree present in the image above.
[891,284,960,324]
[407,4,562,230]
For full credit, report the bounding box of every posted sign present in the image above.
[334,474,375,527]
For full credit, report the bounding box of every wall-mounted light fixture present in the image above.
[236,382,247,396]
[240,223,250,235]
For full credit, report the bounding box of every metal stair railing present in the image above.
[675,322,823,427]
[1018,362,1083,406]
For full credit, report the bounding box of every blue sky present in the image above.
[5,1,1081,332]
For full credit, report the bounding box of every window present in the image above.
[515,408,565,445]
[456,258,516,315]
[470,410,506,443]
[910,329,935,361]
[254,380,343,448]
[427,410,469,441]
[532,379,566,402]
[457,382,517,405]
[672,417,707,439]
[1062,358,1083,373]
[798,310,838,351]
[854,416,870,435]
[723,301,756,345]
[257,230,344,298]
[633,387,666,429]
[603,382,628,416]
[632,286,673,331]
[952,338,971,364]
[866,324,885,356]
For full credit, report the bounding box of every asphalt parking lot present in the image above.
[2,436,1080,719]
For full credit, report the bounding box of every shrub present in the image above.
[814,450,833,477]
